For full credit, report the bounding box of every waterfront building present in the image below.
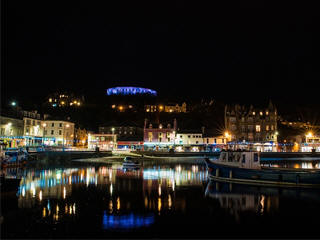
[88,133,117,151]
[74,128,88,147]
[42,120,75,146]
[143,119,177,150]
[174,130,203,152]
[202,134,228,152]
[224,101,278,152]
[302,132,320,152]
[0,115,24,148]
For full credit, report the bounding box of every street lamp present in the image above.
[63,123,70,152]
[42,123,47,147]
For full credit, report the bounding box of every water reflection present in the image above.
[205,181,274,221]
[2,163,207,231]
[205,180,320,222]
[102,212,154,230]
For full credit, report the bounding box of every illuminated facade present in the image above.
[42,120,75,146]
[225,101,278,152]
[301,133,320,152]
[143,119,177,150]
[0,116,24,148]
[88,133,117,150]
[106,87,157,96]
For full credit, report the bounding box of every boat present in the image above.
[204,151,320,188]
[122,156,141,168]
[1,148,28,168]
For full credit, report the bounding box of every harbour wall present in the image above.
[27,151,112,167]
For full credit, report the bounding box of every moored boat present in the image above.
[1,148,28,168]
[122,156,141,168]
[204,151,320,188]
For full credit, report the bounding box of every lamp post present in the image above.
[42,123,47,147]
[62,123,70,152]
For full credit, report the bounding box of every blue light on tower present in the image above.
[106,87,157,96]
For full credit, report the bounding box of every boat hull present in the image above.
[204,159,320,188]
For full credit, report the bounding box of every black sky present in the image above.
[2,0,320,108]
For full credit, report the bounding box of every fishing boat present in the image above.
[122,156,141,168]
[204,151,320,188]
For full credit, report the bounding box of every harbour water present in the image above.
[1,157,320,238]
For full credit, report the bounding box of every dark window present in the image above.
[242,154,246,163]
[59,123,62,127]
[59,130,62,135]
[51,130,54,135]
[51,123,54,127]
[254,153,259,162]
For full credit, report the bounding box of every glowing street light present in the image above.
[11,101,16,106]
[306,131,313,138]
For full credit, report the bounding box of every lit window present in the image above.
[266,111,269,115]
[256,125,261,132]
[260,111,263,116]
[271,125,274,130]
[252,112,256,115]
[49,98,52,102]
[112,105,116,109]
[266,125,269,131]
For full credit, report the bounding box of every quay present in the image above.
[19,150,320,167]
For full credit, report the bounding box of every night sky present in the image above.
[2,0,320,108]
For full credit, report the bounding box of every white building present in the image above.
[175,133,203,145]
[174,132,203,152]
[42,120,75,146]
[88,133,117,151]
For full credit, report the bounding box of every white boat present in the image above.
[122,156,141,168]
[204,150,320,187]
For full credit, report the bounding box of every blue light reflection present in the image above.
[102,211,154,230]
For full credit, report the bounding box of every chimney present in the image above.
[173,118,177,131]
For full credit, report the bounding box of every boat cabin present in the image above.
[217,151,261,169]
